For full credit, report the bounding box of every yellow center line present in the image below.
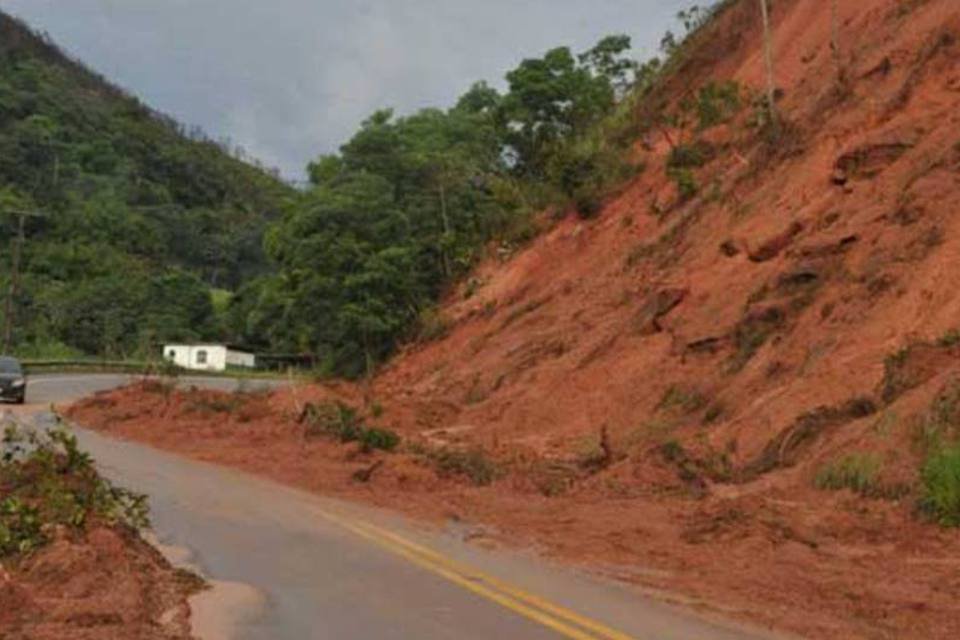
[312,506,638,640]
[355,520,638,640]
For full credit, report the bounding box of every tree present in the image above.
[455,81,501,115]
[498,37,635,177]
[0,11,292,357]
[237,34,644,375]
[306,154,345,186]
[577,35,638,98]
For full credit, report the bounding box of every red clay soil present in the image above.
[67,0,960,638]
[0,524,201,640]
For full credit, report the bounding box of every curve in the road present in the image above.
[15,375,784,640]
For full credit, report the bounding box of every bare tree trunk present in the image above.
[759,0,777,124]
[830,0,845,83]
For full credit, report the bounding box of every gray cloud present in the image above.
[0,0,690,180]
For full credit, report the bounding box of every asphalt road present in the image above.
[18,372,279,406]
[8,375,781,640]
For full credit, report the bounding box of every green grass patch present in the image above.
[921,444,960,527]
[937,329,960,348]
[658,385,708,415]
[428,448,501,486]
[666,140,714,170]
[299,401,400,452]
[814,453,882,495]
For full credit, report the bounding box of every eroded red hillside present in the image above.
[68,0,960,637]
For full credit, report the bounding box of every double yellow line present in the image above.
[315,507,637,640]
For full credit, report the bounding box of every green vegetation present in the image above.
[814,453,882,495]
[415,308,452,343]
[298,401,400,452]
[228,34,648,377]
[669,167,700,201]
[1,420,148,557]
[921,444,960,527]
[909,380,960,525]
[661,78,743,202]
[0,12,291,358]
[692,80,742,130]
[667,140,715,170]
[937,329,960,347]
[428,448,501,486]
[658,384,708,414]
[912,380,960,452]
[742,397,878,479]
[880,337,960,405]
[574,434,609,469]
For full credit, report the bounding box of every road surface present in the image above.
[7,375,782,640]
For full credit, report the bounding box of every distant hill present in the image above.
[0,10,294,357]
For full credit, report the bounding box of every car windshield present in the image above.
[0,358,22,374]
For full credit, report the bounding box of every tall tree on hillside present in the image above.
[498,37,635,177]
[759,0,777,126]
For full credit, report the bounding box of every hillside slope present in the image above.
[381,0,960,477]
[0,11,292,357]
[69,0,960,637]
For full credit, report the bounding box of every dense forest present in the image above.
[2,4,725,371]
[0,11,293,358]
[228,7,726,377]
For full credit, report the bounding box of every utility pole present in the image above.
[830,0,846,84]
[830,0,840,65]
[759,0,777,125]
[2,209,42,354]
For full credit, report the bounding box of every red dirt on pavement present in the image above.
[67,0,960,638]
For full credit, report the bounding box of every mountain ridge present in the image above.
[0,9,294,357]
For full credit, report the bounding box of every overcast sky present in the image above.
[1,0,690,181]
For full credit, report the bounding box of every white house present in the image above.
[163,344,256,372]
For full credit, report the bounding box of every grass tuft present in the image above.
[921,444,960,527]
[298,401,400,452]
[429,448,501,486]
[814,453,882,495]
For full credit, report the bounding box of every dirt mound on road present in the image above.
[0,524,202,640]
[68,374,960,640]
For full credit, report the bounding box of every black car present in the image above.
[0,356,26,404]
